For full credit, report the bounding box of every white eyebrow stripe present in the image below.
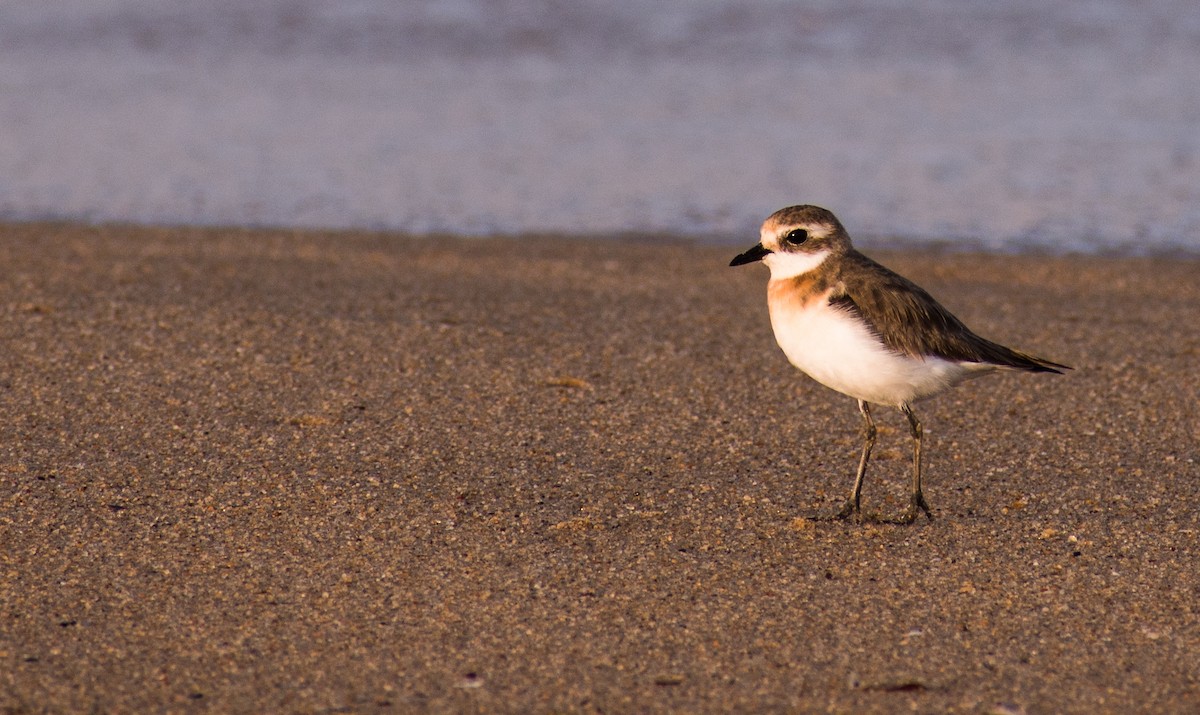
[761,223,835,249]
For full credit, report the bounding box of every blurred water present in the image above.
[2,1,1198,252]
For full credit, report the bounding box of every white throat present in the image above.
[763,248,831,280]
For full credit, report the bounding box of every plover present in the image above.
[730,205,1069,523]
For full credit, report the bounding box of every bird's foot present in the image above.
[825,498,861,522]
[885,492,933,525]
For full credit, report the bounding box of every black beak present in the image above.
[729,242,771,267]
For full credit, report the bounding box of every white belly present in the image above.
[768,296,986,406]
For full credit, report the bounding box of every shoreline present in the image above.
[8,218,1200,259]
[1,222,1197,712]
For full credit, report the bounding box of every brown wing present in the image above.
[829,251,1069,373]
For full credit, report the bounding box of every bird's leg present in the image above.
[835,400,875,520]
[893,403,933,524]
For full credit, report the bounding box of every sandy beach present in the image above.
[1,222,1197,713]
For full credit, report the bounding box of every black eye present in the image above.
[785,228,809,244]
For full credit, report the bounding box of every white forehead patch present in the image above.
[763,247,831,280]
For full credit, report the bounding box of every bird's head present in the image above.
[729,205,850,279]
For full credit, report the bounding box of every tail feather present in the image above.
[982,343,1071,374]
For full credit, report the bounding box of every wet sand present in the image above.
[1,223,1197,713]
